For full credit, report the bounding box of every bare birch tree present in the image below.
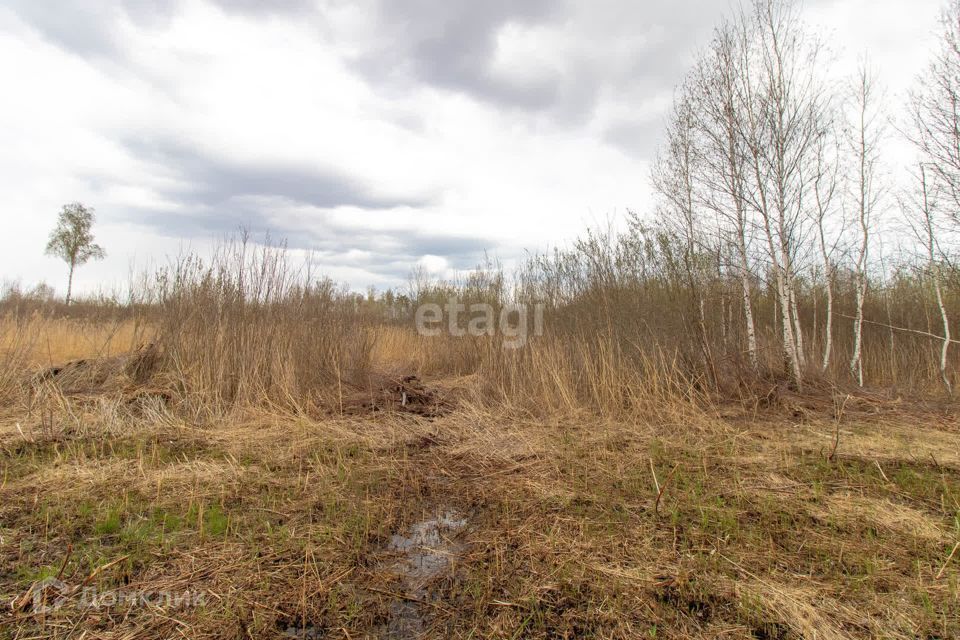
[909,0,960,221]
[691,18,760,372]
[735,0,827,387]
[847,64,885,387]
[812,128,841,372]
[904,165,952,393]
[652,90,717,380]
[906,2,960,392]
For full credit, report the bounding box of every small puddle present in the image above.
[380,508,467,639]
[281,623,322,639]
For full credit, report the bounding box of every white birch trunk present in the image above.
[934,273,951,393]
[821,273,834,373]
[850,273,866,387]
[921,165,952,393]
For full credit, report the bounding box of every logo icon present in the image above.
[30,577,69,613]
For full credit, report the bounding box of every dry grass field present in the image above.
[9,0,960,637]
[1,313,959,640]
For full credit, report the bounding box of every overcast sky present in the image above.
[0,0,944,296]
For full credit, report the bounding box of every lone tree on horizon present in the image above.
[45,202,105,305]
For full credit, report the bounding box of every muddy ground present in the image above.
[1,364,959,638]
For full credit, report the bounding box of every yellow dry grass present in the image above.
[1,315,960,639]
[0,315,149,368]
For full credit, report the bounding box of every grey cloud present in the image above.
[110,134,490,280]
[8,0,730,128]
[4,0,180,56]
[399,232,489,260]
[4,0,312,58]
[602,117,668,158]
[126,199,496,282]
[122,137,432,210]
[205,0,316,17]
[295,222,495,273]
[135,207,271,239]
[323,229,492,275]
[353,0,560,109]
[350,0,731,122]
[5,2,120,56]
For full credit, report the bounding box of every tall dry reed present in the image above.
[149,239,375,419]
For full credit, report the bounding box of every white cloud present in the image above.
[0,0,946,296]
[417,254,449,275]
